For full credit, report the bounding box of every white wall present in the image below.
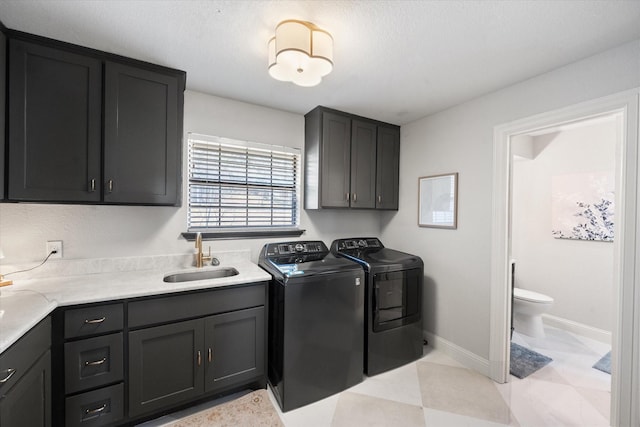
[512,120,616,332]
[380,39,640,360]
[0,91,381,264]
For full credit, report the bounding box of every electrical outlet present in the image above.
[46,240,63,259]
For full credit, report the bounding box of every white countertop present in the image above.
[0,289,56,354]
[0,251,271,354]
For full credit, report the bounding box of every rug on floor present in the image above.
[167,389,284,427]
[593,351,611,374]
[510,342,553,379]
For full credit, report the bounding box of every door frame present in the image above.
[489,89,639,427]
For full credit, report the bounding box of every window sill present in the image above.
[182,229,306,241]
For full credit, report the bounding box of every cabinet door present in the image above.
[320,112,351,208]
[0,350,51,427]
[204,307,265,393]
[376,126,400,210]
[350,120,377,209]
[8,39,102,202]
[128,319,203,417]
[1,27,6,200]
[104,62,180,205]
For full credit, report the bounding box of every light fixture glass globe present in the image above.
[268,20,333,87]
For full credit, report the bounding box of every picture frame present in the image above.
[418,173,458,229]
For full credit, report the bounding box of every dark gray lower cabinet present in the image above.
[129,306,265,418]
[0,351,51,427]
[205,307,265,392]
[128,319,204,417]
[0,318,51,427]
[51,283,266,425]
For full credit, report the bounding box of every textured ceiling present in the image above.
[1,1,639,125]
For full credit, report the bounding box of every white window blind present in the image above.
[188,133,300,230]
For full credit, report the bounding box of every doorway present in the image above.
[489,90,640,427]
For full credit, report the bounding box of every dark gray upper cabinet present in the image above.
[8,39,102,202]
[351,120,377,209]
[0,25,6,200]
[319,112,351,208]
[3,30,185,206]
[104,62,180,205]
[305,106,400,210]
[376,125,400,210]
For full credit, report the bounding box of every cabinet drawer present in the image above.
[128,283,266,328]
[65,303,123,339]
[65,383,124,427]
[0,317,50,393]
[65,333,123,394]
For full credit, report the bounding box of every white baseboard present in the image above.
[423,331,490,377]
[542,314,612,345]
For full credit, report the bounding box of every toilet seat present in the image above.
[513,287,553,304]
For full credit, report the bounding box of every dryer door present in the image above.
[372,268,421,332]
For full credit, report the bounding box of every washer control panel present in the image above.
[263,241,328,257]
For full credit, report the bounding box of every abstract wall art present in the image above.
[551,171,614,242]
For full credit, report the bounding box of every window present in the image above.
[187,133,301,234]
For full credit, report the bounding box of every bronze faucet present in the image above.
[195,232,212,268]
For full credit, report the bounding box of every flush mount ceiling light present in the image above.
[268,20,333,87]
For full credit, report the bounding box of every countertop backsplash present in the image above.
[0,249,252,281]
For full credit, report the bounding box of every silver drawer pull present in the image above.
[84,317,106,324]
[0,368,16,383]
[208,348,213,363]
[85,403,107,416]
[85,357,107,367]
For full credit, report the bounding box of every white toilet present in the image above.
[513,287,554,338]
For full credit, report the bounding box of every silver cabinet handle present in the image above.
[197,350,202,367]
[353,193,357,202]
[90,179,96,192]
[378,195,382,203]
[107,180,113,193]
[345,192,350,201]
[0,368,16,383]
[208,348,213,363]
[85,357,107,367]
[84,317,106,324]
[85,403,107,416]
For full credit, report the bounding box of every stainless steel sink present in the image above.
[163,268,239,283]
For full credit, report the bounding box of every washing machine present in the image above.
[258,240,364,412]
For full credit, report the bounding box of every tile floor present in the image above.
[140,325,612,427]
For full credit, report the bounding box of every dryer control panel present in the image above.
[333,238,383,252]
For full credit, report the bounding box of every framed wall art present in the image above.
[418,173,458,229]
[551,171,614,241]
